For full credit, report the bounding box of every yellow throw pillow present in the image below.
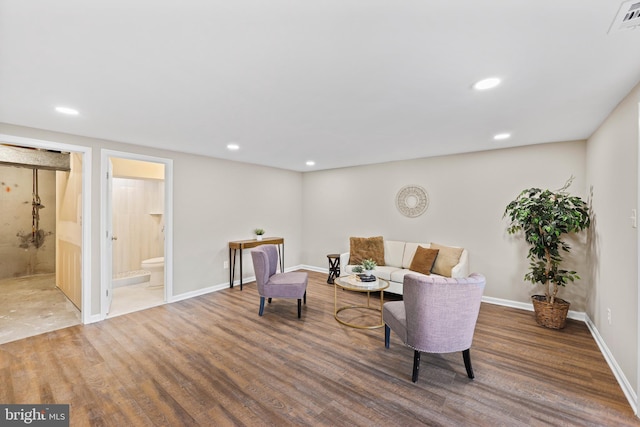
[430,243,464,277]
[349,236,385,266]
[409,246,439,275]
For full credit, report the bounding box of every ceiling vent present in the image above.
[609,1,640,33]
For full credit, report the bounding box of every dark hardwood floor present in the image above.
[0,271,638,426]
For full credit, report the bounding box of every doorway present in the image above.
[100,150,173,318]
[0,134,92,342]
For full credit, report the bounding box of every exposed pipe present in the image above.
[30,168,45,248]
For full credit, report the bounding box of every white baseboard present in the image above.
[584,314,638,415]
[481,296,586,321]
[89,265,638,416]
[481,296,636,415]
[169,264,308,303]
[300,264,327,274]
[169,282,229,303]
[86,314,102,324]
[300,265,637,414]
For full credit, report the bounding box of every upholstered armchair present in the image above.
[250,245,308,318]
[383,273,486,382]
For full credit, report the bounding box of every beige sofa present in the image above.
[339,240,469,295]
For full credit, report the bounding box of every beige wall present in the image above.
[56,152,83,308]
[2,92,637,399]
[172,154,302,294]
[586,81,640,397]
[0,123,303,315]
[112,157,165,180]
[302,141,589,308]
[111,177,165,274]
[111,157,166,274]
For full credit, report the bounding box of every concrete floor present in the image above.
[0,274,81,344]
[0,274,165,344]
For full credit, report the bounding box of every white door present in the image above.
[103,158,114,315]
[100,149,173,320]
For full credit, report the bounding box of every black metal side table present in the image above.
[327,253,341,284]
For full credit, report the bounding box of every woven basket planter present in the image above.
[531,295,570,329]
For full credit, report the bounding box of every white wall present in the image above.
[586,81,640,398]
[0,123,303,315]
[301,141,589,309]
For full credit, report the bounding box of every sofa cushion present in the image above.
[391,268,432,283]
[409,246,439,275]
[349,236,385,266]
[370,266,398,281]
[430,242,464,277]
[402,242,430,268]
[384,240,406,268]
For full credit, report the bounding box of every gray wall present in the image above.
[2,82,638,401]
[0,123,303,315]
[172,152,302,294]
[301,141,588,309]
[586,80,640,397]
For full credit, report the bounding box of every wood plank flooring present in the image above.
[0,271,638,426]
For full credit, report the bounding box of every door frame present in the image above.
[100,149,173,320]
[0,133,93,324]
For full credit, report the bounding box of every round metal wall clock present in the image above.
[396,185,429,218]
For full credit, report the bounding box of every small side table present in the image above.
[327,254,341,284]
[334,275,389,329]
[229,237,284,290]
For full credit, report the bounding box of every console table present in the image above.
[228,237,284,290]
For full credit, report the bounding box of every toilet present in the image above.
[141,257,164,288]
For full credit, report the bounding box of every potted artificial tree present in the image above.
[503,177,591,329]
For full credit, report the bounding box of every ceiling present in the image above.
[1,1,640,172]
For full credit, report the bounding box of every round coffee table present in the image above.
[334,274,389,329]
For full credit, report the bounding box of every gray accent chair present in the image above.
[383,273,486,382]
[250,245,308,318]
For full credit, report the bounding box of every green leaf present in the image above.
[504,177,590,292]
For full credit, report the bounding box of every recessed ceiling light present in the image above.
[226,143,240,151]
[493,133,511,140]
[55,106,79,115]
[306,161,315,166]
[473,77,501,91]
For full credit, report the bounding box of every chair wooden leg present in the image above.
[384,325,390,349]
[462,349,474,379]
[259,297,265,316]
[303,291,306,304]
[297,299,302,318]
[412,350,421,383]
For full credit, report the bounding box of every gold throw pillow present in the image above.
[409,246,439,275]
[349,236,385,266]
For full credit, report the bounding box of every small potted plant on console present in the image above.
[254,228,265,241]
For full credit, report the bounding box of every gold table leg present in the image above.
[334,287,385,329]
